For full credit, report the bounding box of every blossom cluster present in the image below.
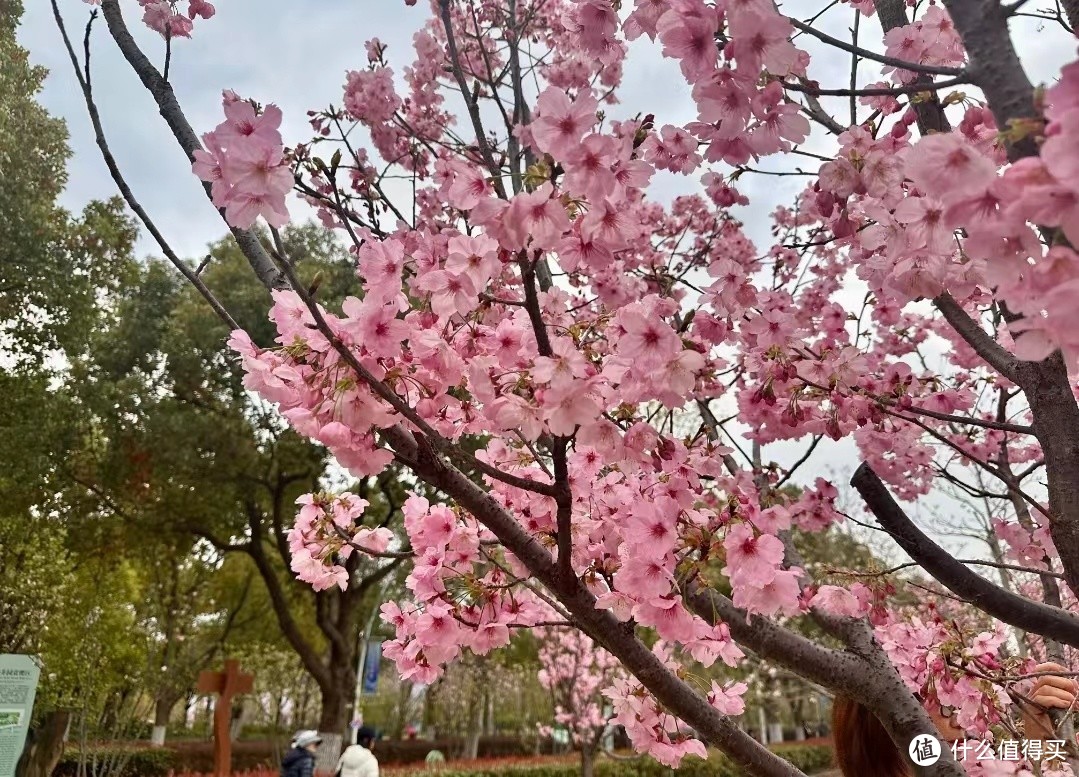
[287,492,393,592]
[193,93,292,229]
[82,0,214,37]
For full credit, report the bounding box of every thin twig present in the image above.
[787,15,966,76]
[780,75,970,97]
[52,0,240,332]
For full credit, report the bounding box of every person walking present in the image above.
[281,731,322,777]
[336,727,379,777]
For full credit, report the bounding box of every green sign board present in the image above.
[0,655,40,777]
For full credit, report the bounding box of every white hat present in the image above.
[294,730,322,748]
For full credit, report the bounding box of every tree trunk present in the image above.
[183,695,196,730]
[580,745,595,777]
[316,658,355,738]
[297,675,312,727]
[423,684,435,737]
[16,710,70,777]
[317,685,348,735]
[463,691,483,760]
[151,695,176,746]
[231,701,249,742]
[315,661,354,776]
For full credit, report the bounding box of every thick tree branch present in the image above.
[941,0,1039,161]
[315,591,350,657]
[1016,354,1079,597]
[872,0,951,134]
[240,504,333,688]
[552,436,573,583]
[800,93,845,135]
[1060,0,1079,29]
[382,425,807,777]
[933,293,1019,382]
[684,585,966,777]
[269,474,297,573]
[851,463,1079,648]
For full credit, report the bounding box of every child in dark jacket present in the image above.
[281,731,321,777]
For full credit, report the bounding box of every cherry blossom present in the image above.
[83,0,1079,772]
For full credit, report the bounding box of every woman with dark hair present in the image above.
[832,663,1078,775]
[337,726,379,777]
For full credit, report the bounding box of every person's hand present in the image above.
[1021,662,1078,740]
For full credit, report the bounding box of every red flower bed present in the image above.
[383,754,578,776]
[167,753,580,777]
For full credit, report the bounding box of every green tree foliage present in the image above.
[66,223,410,734]
[0,1,136,361]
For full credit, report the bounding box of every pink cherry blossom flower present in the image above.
[723,523,784,585]
[656,3,719,81]
[530,88,599,157]
[616,308,682,368]
[500,183,571,250]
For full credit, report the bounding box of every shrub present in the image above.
[592,744,833,777]
[54,746,178,777]
[383,744,834,777]
[375,736,539,763]
[166,740,283,773]
[159,736,542,772]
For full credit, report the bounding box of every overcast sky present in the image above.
[18,1,1077,561]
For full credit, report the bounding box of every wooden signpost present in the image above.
[196,659,254,777]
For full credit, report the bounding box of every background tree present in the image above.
[537,629,626,777]
[0,0,133,363]
[63,225,412,739]
[134,538,259,745]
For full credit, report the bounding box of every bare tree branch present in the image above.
[51,2,240,332]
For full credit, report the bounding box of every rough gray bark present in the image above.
[684,585,967,777]
[580,742,596,777]
[1063,0,1079,31]
[463,691,483,760]
[941,0,1039,160]
[1015,356,1079,599]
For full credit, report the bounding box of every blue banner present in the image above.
[362,640,382,694]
